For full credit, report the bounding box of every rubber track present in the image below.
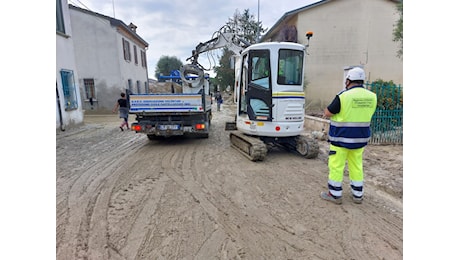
[296,135,320,159]
[229,132,267,161]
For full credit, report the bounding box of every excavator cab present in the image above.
[234,42,307,138]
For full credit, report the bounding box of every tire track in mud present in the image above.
[196,117,314,258]
[207,158,326,258]
[115,174,168,260]
[200,134,401,260]
[57,132,146,260]
[182,123,323,258]
[106,144,168,260]
[339,204,403,259]
[155,143,226,257]
[57,109,403,259]
[116,140,204,259]
[140,132,262,259]
[283,151,403,259]
[132,135,262,258]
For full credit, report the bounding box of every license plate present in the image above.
[158,124,180,130]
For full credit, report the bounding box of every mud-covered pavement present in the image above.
[56,102,403,259]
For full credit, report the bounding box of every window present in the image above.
[277,49,303,85]
[83,78,96,99]
[123,38,131,61]
[140,50,147,68]
[128,79,133,93]
[60,70,78,110]
[133,45,138,65]
[56,0,65,33]
[136,80,142,93]
[249,50,270,89]
[238,54,249,114]
[144,81,149,93]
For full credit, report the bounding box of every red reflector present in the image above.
[132,125,142,131]
[195,124,206,130]
[275,126,281,131]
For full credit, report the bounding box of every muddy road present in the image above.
[56,102,403,260]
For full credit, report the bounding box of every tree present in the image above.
[393,1,403,59]
[155,55,183,81]
[213,49,235,92]
[208,77,219,92]
[213,9,265,90]
[226,9,265,44]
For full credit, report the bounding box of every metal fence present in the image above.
[366,82,403,145]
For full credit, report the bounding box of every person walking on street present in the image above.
[320,67,377,205]
[215,91,223,111]
[112,92,129,131]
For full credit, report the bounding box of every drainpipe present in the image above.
[56,85,65,131]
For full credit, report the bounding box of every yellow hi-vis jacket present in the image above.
[328,86,377,149]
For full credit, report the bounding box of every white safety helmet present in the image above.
[346,67,366,81]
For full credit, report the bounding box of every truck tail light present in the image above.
[132,124,142,132]
[195,123,206,130]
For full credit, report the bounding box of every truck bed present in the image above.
[129,94,211,114]
[128,93,212,138]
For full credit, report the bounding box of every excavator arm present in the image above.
[182,27,249,88]
[186,29,250,65]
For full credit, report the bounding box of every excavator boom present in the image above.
[186,28,250,65]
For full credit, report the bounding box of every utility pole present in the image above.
[112,0,116,18]
[257,0,260,42]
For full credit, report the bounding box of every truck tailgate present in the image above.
[129,94,204,113]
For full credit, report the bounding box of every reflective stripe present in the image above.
[328,180,342,197]
[350,180,363,187]
[330,121,371,127]
[330,189,342,198]
[272,92,305,98]
[328,87,376,149]
[328,123,371,148]
[328,136,370,143]
[351,189,363,198]
[328,180,342,188]
[350,180,363,197]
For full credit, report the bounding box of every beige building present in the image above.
[261,0,402,111]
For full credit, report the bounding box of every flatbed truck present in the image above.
[129,68,212,139]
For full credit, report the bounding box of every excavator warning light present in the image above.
[306,31,313,39]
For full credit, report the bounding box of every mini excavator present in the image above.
[182,26,318,161]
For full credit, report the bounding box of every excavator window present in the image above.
[246,50,272,121]
[238,54,249,115]
[277,49,304,85]
[250,51,270,89]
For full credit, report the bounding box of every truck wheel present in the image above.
[199,133,209,138]
[147,134,163,141]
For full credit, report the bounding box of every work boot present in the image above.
[320,191,342,205]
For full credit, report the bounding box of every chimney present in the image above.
[129,23,137,32]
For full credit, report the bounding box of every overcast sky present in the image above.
[68,0,320,79]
